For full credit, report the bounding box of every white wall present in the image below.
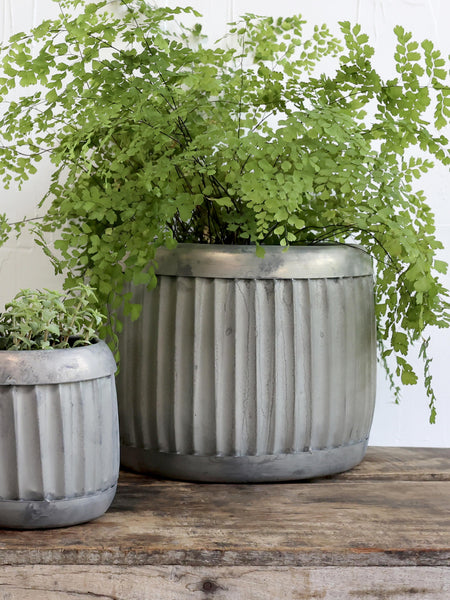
[0,0,449,447]
[0,1,65,303]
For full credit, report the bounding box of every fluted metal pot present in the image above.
[117,244,376,482]
[0,340,119,529]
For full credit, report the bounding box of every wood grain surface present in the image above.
[325,446,450,481]
[1,447,449,599]
[0,447,449,569]
[0,565,449,599]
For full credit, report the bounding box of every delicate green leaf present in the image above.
[0,2,448,420]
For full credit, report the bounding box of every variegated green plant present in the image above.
[0,285,105,350]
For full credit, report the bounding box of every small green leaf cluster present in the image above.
[0,285,105,350]
[0,0,449,417]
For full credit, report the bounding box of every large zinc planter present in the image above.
[0,340,119,529]
[117,244,376,482]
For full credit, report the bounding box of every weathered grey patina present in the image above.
[118,244,376,481]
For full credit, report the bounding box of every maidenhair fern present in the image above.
[0,1,449,418]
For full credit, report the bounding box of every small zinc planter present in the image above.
[117,244,376,482]
[0,340,119,529]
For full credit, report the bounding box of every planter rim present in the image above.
[155,243,372,279]
[0,339,116,385]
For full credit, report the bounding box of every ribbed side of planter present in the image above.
[117,245,376,482]
[0,342,119,529]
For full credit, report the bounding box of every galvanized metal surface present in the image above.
[0,486,117,530]
[154,243,373,279]
[0,339,117,385]
[121,441,368,483]
[0,342,120,529]
[117,244,376,482]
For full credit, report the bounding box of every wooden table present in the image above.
[0,447,449,599]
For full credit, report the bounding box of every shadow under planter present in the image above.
[117,244,376,482]
[0,340,120,529]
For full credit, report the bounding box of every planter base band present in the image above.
[121,441,368,483]
[0,485,117,530]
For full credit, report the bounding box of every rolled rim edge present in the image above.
[0,340,117,385]
[154,243,373,279]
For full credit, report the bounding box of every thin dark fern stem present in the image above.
[120,0,181,112]
[297,223,400,270]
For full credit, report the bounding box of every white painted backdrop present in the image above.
[0,0,449,446]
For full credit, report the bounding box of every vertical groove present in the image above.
[341,278,354,444]
[309,279,331,450]
[234,279,257,456]
[255,280,275,455]
[0,388,19,499]
[325,279,347,448]
[94,380,106,490]
[192,278,216,455]
[73,381,86,495]
[93,379,103,490]
[357,276,377,439]
[173,276,195,454]
[82,380,97,494]
[92,380,100,492]
[98,377,116,491]
[37,384,65,499]
[292,280,312,452]
[94,376,119,490]
[61,381,73,498]
[144,282,160,451]
[214,279,236,456]
[132,285,148,450]
[109,375,121,482]
[120,287,136,447]
[273,280,295,453]
[343,277,358,443]
[341,278,350,445]
[14,386,44,500]
[366,277,377,433]
[125,283,159,451]
[116,322,129,447]
[119,283,153,450]
[155,277,176,452]
[228,0,235,21]
[117,285,142,448]
[353,277,368,441]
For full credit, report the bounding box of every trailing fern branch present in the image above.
[0,1,449,417]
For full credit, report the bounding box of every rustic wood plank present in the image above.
[0,448,449,568]
[0,565,449,599]
[328,447,450,481]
